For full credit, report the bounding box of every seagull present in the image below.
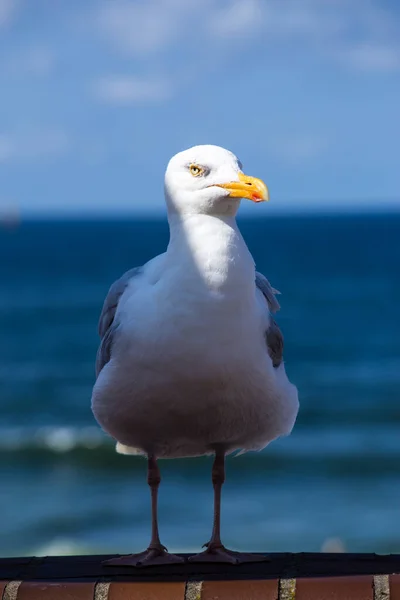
[91,144,299,567]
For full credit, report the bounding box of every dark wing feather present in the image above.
[96,267,141,377]
[255,271,284,368]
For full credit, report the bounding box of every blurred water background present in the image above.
[1,212,399,557]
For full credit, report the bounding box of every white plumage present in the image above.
[91,144,299,566]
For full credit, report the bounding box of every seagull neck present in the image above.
[168,212,239,231]
[167,213,255,291]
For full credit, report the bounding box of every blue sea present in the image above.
[1,213,399,558]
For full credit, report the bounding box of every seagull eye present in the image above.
[189,164,204,177]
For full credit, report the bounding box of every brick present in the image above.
[201,579,279,600]
[296,576,374,600]
[390,575,400,600]
[108,582,186,600]
[1,581,9,600]
[17,582,96,600]
[3,581,21,600]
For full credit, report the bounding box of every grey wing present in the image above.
[96,267,141,377]
[255,271,284,368]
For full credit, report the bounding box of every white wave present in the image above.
[0,425,110,453]
[32,538,91,556]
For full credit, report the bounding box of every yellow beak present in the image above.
[214,171,269,203]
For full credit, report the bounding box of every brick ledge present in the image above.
[1,553,400,600]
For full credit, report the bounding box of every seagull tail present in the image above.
[115,442,144,456]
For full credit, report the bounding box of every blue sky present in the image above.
[0,0,399,216]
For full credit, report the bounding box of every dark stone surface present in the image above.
[0,553,400,583]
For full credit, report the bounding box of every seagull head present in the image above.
[164,145,269,217]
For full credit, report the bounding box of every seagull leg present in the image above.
[103,454,184,567]
[188,451,268,564]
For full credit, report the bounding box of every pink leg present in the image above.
[103,455,184,568]
[189,451,269,564]
[207,451,225,548]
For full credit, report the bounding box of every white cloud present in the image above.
[93,0,400,75]
[342,43,400,72]
[262,0,345,38]
[209,0,344,41]
[96,0,189,56]
[0,0,17,28]
[93,75,173,104]
[0,129,70,163]
[208,0,263,38]
[96,0,265,55]
[261,1,400,73]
